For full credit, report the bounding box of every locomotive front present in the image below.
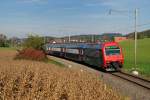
[102,42,124,71]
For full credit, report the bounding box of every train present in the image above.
[44,42,124,71]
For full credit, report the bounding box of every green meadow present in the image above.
[119,38,150,77]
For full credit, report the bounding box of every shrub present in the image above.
[15,48,47,61]
[0,41,9,47]
[23,35,44,50]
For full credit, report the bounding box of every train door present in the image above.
[83,49,101,67]
[79,49,84,61]
[99,49,103,67]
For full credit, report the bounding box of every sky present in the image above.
[0,0,150,38]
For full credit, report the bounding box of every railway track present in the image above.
[111,71,150,90]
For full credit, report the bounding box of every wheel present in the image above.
[112,62,121,71]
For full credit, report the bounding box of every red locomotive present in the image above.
[45,42,124,71]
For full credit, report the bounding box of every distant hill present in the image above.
[126,29,150,39]
[42,33,123,43]
[61,33,123,43]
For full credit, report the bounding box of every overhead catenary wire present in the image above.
[106,21,150,33]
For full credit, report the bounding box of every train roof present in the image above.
[45,42,119,49]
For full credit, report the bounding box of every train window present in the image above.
[84,49,100,57]
[66,49,79,54]
[105,46,120,55]
[52,48,61,51]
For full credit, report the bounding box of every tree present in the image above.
[23,35,44,50]
[9,37,22,47]
[147,34,150,38]
[0,34,9,47]
[137,33,144,39]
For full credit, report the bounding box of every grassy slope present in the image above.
[119,38,150,76]
[0,47,17,51]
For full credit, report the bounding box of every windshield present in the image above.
[105,46,120,56]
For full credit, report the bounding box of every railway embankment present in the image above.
[49,55,150,100]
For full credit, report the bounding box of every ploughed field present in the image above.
[119,38,150,77]
[0,49,124,100]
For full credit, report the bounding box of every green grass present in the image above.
[119,38,150,77]
[47,59,66,68]
[0,47,17,51]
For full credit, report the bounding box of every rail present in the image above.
[111,71,150,90]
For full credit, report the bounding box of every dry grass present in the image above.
[0,50,124,100]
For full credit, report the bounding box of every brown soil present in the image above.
[0,50,123,100]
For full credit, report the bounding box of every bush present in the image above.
[23,35,44,50]
[15,48,47,61]
[0,41,9,47]
[137,34,144,39]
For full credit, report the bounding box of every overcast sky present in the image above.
[0,0,150,38]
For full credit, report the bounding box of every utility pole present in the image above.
[69,34,70,43]
[44,36,46,44]
[92,34,95,43]
[92,35,94,43]
[134,9,138,69]
[109,8,139,71]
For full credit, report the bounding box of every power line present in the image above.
[138,22,150,27]
[107,21,150,33]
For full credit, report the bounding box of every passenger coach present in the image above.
[44,42,124,71]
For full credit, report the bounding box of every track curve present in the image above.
[111,71,150,90]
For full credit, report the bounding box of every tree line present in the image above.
[126,29,150,39]
[0,29,150,48]
[0,34,9,47]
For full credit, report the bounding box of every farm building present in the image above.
[114,37,127,42]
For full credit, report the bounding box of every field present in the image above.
[0,48,124,100]
[119,38,150,77]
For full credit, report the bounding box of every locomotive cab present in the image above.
[103,44,124,71]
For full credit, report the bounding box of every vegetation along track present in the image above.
[111,71,150,90]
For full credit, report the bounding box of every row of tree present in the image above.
[126,29,150,39]
[0,29,149,48]
[0,34,23,47]
[0,33,123,48]
[60,33,123,43]
[0,34,9,47]
[0,34,44,50]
